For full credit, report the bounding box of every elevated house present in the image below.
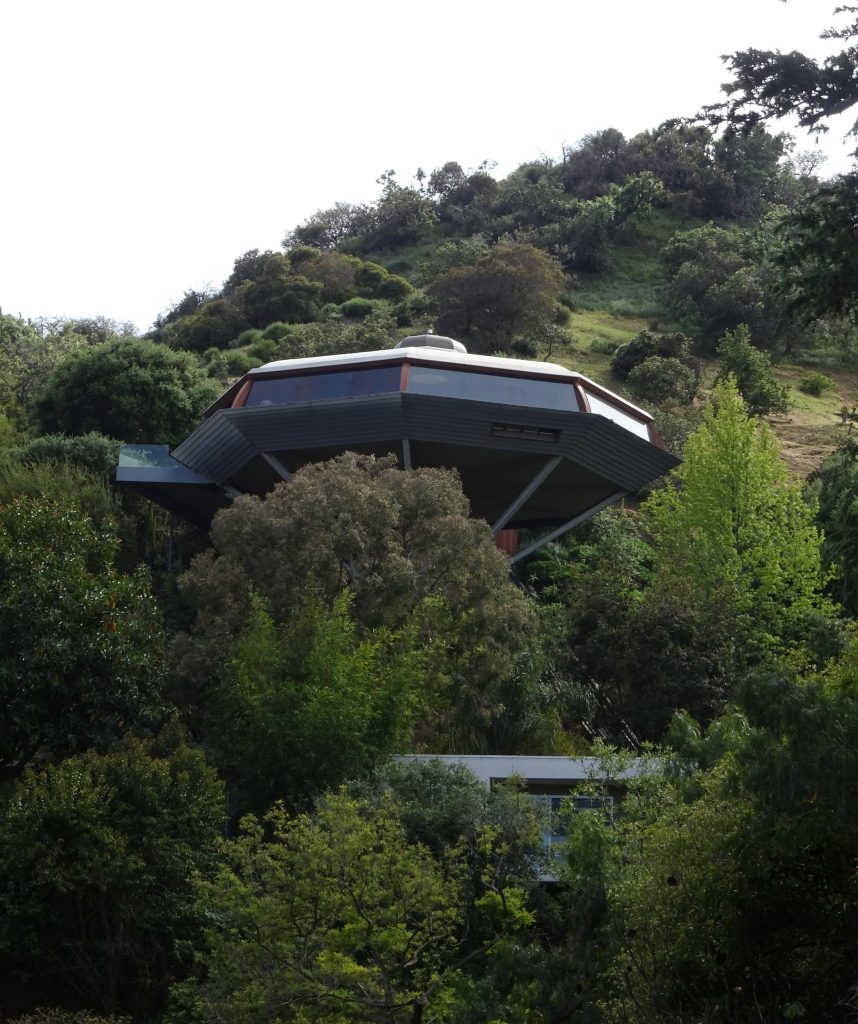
[117,334,678,561]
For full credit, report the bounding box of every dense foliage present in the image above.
[6,21,858,1018]
[0,725,224,1016]
[35,339,218,446]
[0,499,164,780]
[171,453,536,765]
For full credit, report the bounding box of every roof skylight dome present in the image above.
[394,334,468,353]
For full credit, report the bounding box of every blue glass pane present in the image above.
[246,366,401,407]
[408,366,577,411]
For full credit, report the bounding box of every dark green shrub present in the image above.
[247,338,278,363]
[627,356,698,406]
[353,262,387,293]
[374,273,414,301]
[225,350,259,375]
[35,340,218,447]
[392,291,432,327]
[167,298,250,352]
[0,726,224,1016]
[260,321,292,341]
[318,302,344,321]
[611,330,691,380]
[231,327,261,349]
[340,297,378,320]
[799,372,834,396]
[9,432,120,478]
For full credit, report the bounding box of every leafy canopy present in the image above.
[709,6,858,147]
[593,659,858,1024]
[0,498,164,780]
[35,338,218,446]
[177,791,535,1024]
[201,592,425,816]
[641,378,833,663]
[429,243,566,355]
[0,725,225,1016]
[715,324,791,415]
[172,454,534,753]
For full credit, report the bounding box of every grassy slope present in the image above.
[556,211,855,480]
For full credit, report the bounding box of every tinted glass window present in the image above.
[246,366,401,406]
[408,366,577,411]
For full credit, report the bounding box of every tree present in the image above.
[708,126,794,219]
[171,453,534,753]
[0,314,86,432]
[239,255,323,327]
[611,329,692,380]
[0,499,164,779]
[34,315,137,346]
[175,791,535,1024]
[165,297,249,351]
[627,122,725,214]
[706,8,858,321]
[540,388,836,741]
[200,592,424,816]
[715,325,791,415]
[595,660,858,1023]
[0,456,130,556]
[772,172,858,320]
[540,510,736,742]
[812,412,858,615]
[708,6,858,149]
[283,201,370,250]
[559,128,630,199]
[427,161,498,232]
[360,170,438,250]
[661,222,789,350]
[34,339,218,446]
[429,243,566,354]
[641,378,833,665]
[0,725,225,1016]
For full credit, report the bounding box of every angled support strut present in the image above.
[492,456,563,535]
[509,490,626,565]
[261,452,293,481]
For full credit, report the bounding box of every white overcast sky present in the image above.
[1,0,854,333]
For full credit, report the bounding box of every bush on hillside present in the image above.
[799,372,834,396]
[611,330,691,380]
[627,356,698,406]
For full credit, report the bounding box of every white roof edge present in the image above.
[252,347,578,377]
[394,753,645,781]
